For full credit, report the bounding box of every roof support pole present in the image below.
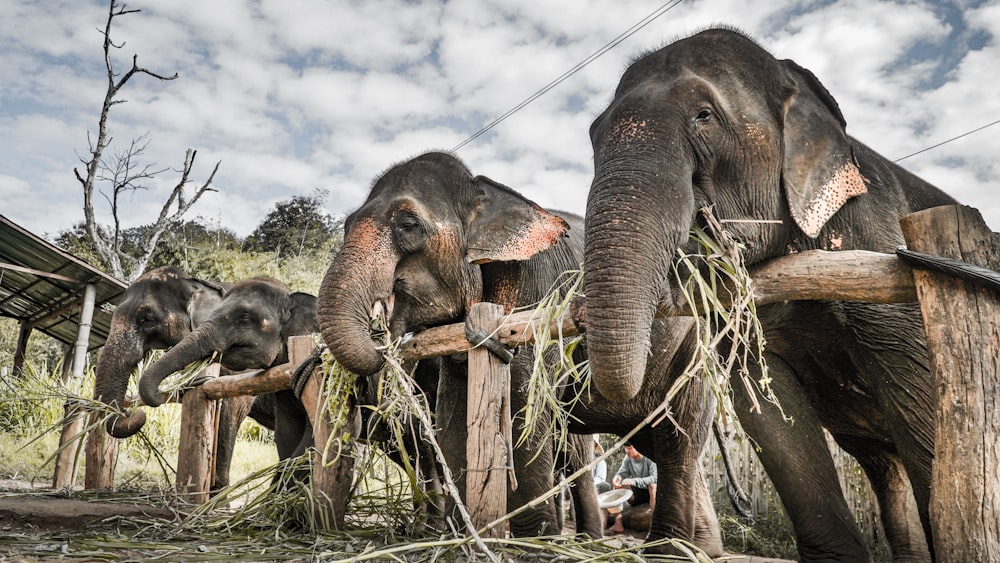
[52,284,96,489]
[12,321,32,377]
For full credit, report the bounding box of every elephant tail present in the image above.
[713,419,754,519]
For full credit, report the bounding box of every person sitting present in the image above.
[608,442,657,534]
[593,435,612,494]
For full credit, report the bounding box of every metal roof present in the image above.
[0,214,128,352]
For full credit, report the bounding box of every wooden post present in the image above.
[52,400,85,488]
[84,414,117,489]
[900,204,1000,561]
[294,336,356,530]
[176,363,221,504]
[465,302,509,537]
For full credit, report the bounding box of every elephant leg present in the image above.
[840,302,935,550]
[213,394,255,492]
[692,466,722,551]
[435,361,469,529]
[506,355,559,537]
[272,389,311,486]
[247,392,277,432]
[735,355,873,563]
[563,433,603,538]
[273,390,309,461]
[835,435,930,563]
[647,372,722,557]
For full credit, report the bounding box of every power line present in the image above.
[894,118,1000,162]
[451,0,684,152]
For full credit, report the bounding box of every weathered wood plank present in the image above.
[200,366,290,399]
[83,412,117,490]
[465,303,509,536]
[901,205,1000,562]
[400,249,915,361]
[291,335,354,530]
[176,363,221,504]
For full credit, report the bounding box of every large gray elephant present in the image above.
[137,277,315,465]
[94,266,273,491]
[316,152,722,553]
[583,27,957,562]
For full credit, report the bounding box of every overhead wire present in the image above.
[450,0,685,152]
[894,118,1000,162]
[449,0,995,165]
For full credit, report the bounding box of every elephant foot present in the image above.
[642,536,724,559]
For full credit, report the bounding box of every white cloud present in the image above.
[1,0,996,247]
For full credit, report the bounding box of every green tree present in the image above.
[244,191,343,259]
[148,219,242,273]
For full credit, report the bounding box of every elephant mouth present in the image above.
[219,345,261,371]
[371,298,398,338]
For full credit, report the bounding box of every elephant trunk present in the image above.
[318,218,400,376]
[93,317,148,438]
[138,322,227,407]
[583,160,694,402]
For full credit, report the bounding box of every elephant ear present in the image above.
[465,175,570,264]
[185,278,226,328]
[282,293,319,339]
[779,59,868,239]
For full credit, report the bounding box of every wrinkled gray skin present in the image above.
[93,266,274,491]
[318,152,603,538]
[138,277,314,465]
[317,152,722,554]
[569,316,722,554]
[584,28,957,562]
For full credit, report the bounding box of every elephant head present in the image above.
[317,151,568,376]
[138,277,318,407]
[583,28,869,402]
[94,266,227,437]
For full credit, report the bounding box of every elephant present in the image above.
[94,266,274,491]
[136,277,316,467]
[582,27,958,562]
[316,151,723,553]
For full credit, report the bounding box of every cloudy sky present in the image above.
[2,0,998,245]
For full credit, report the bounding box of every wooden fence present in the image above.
[72,204,997,561]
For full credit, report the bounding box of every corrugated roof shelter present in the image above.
[0,214,127,371]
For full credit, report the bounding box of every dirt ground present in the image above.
[0,479,175,532]
[0,479,792,562]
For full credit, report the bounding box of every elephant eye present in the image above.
[137,311,159,330]
[695,108,713,122]
[393,212,427,253]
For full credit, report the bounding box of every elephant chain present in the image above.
[464,319,514,364]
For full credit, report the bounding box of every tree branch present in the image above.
[77,0,220,281]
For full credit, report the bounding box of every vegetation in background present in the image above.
[243,190,344,260]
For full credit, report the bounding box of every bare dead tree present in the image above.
[73,0,220,282]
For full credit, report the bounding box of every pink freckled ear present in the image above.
[788,162,867,238]
[465,175,570,264]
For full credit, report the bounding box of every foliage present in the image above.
[243,191,344,260]
[0,319,67,380]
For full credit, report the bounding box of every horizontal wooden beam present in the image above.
[178,249,917,399]
[742,249,916,307]
[201,364,293,400]
[403,249,916,361]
